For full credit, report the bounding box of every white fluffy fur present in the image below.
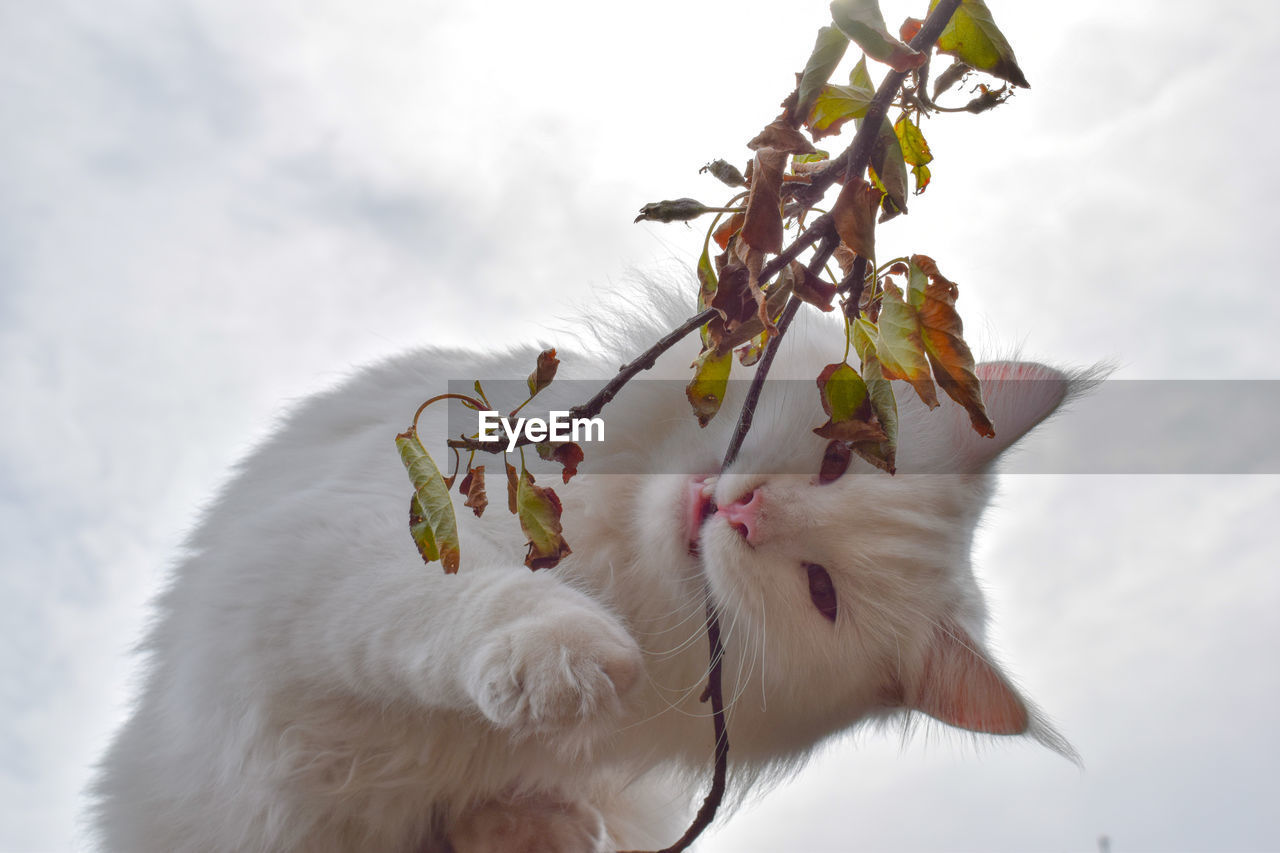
[92,292,1079,852]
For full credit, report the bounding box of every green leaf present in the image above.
[685,347,733,427]
[929,0,1029,88]
[852,318,899,473]
[805,57,875,140]
[697,238,718,349]
[860,116,908,218]
[830,0,927,72]
[516,468,572,570]
[894,116,933,194]
[396,427,461,573]
[875,279,939,409]
[813,361,888,444]
[795,26,850,126]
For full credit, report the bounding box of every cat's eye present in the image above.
[805,563,838,623]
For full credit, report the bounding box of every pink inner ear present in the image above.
[906,625,1030,736]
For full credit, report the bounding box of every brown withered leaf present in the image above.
[787,261,838,312]
[909,255,995,437]
[710,262,754,327]
[505,460,519,515]
[748,119,818,155]
[819,439,853,484]
[834,245,858,278]
[527,348,559,397]
[458,465,487,518]
[744,248,776,337]
[712,212,744,252]
[741,148,786,255]
[536,441,584,484]
[516,469,571,570]
[831,177,882,261]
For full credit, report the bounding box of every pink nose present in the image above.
[716,489,762,545]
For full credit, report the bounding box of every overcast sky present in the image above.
[2,0,1278,850]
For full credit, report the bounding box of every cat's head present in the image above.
[637,359,1079,761]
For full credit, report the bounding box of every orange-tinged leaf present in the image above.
[741,148,786,255]
[899,16,923,42]
[876,279,939,408]
[686,347,733,428]
[831,177,882,261]
[830,0,928,72]
[929,0,1029,88]
[712,212,744,251]
[527,348,559,397]
[396,427,461,573]
[909,255,995,437]
[459,465,487,518]
[516,469,571,570]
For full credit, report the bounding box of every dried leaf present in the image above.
[830,0,927,72]
[876,279,939,408]
[831,177,882,261]
[536,441,585,484]
[899,16,924,42]
[741,148,787,255]
[929,0,1029,88]
[396,427,461,573]
[700,159,746,187]
[805,56,875,140]
[795,25,850,126]
[516,469,571,570]
[634,198,711,224]
[932,59,971,98]
[909,255,994,436]
[458,465,487,518]
[894,116,933,195]
[786,261,838,312]
[527,348,560,398]
[505,460,519,515]
[686,347,734,428]
[748,120,817,155]
[819,439,853,483]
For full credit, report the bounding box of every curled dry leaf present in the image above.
[831,177,882,261]
[819,439,853,483]
[537,441,585,484]
[459,465,487,518]
[748,120,818,155]
[830,0,927,72]
[516,469,572,570]
[396,427,462,573]
[908,255,995,437]
[741,148,787,255]
[785,260,838,312]
[505,460,519,515]
[634,198,711,223]
[528,348,560,398]
[701,159,746,187]
[686,347,734,428]
[932,59,971,99]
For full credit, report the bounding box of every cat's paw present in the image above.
[465,605,642,747]
[447,793,607,853]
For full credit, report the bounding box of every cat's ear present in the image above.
[955,361,1070,471]
[898,623,1030,736]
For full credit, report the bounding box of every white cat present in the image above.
[92,295,1080,852]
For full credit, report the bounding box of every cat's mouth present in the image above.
[684,475,719,556]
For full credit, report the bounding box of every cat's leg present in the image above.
[296,557,644,750]
[447,792,607,853]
